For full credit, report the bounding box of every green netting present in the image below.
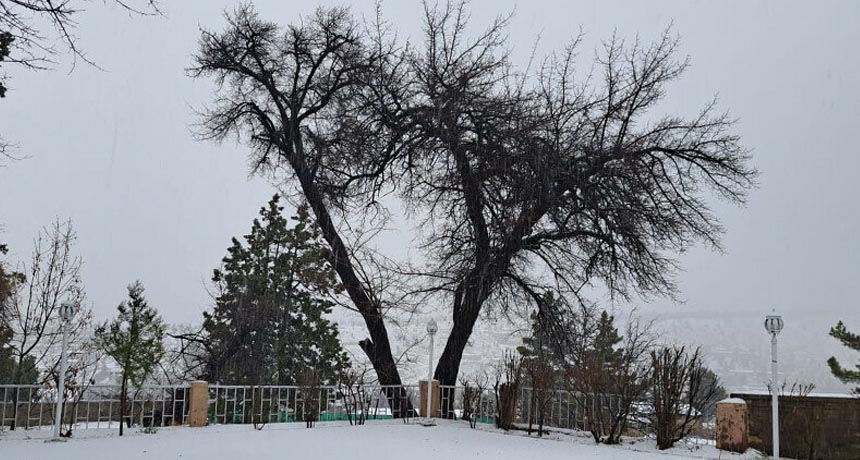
[318,412,393,421]
[207,410,395,424]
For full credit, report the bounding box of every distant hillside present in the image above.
[334,307,858,394]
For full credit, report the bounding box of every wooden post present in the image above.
[419,380,441,418]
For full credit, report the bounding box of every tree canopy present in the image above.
[192,1,756,385]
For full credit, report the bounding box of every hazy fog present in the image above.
[2,0,859,391]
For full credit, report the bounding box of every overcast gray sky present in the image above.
[2,1,859,387]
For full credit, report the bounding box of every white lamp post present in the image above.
[764,312,784,460]
[424,318,438,426]
[53,301,77,439]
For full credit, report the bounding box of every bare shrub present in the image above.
[560,309,653,444]
[493,352,523,431]
[649,346,720,450]
[460,373,490,429]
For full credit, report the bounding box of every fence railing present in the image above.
[437,385,622,432]
[0,384,189,430]
[1,382,622,434]
[207,384,422,425]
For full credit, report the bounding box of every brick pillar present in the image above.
[716,398,748,453]
[419,380,441,418]
[188,380,209,427]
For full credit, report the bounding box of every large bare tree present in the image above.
[352,2,756,385]
[190,5,407,386]
[192,2,756,388]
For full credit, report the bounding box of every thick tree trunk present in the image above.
[433,271,498,419]
[294,172,402,387]
[434,260,503,386]
[119,389,125,436]
[9,386,19,430]
[433,303,481,387]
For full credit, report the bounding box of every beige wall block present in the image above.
[716,398,749,453]
[188,380,209,427]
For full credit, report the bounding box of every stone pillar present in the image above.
[716,398,748,453]
[419,380,441,418]
[188,380,209,427]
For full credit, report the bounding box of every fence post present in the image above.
[716,398,748,453]
[188,381,209,427]
[419,380,440,418]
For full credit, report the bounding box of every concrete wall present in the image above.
[731,392,860,460]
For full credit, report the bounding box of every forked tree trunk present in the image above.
[434,270,497,387]
[433,274,496,419]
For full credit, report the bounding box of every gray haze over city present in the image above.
[1,0,859,392]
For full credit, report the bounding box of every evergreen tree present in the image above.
[517,295,568,435]
[692,367,727,417]
[203,195,349,385]
[517,293,572,370]
[827,321,860,394]
[0,326,37,384]
[592,311,622,366]
[96,281,165,436]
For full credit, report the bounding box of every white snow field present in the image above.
[1,421,763,460]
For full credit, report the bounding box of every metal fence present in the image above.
[1,382,621,433]
[437,385,622,431]
[0,384,189,430]
[207,384,421,425]
[206,383,620,432]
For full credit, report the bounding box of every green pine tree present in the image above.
[96,281,165,435]
[517,293,568,369]
[204,195,349,385]
[827,321,860,394]
[592,311,622,366]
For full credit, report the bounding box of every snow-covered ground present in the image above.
[0,420,763,460]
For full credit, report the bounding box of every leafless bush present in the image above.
[766,380,822,459]
[460,373,490,429]
[558,309,653,444]
[338,366,373,426]
[493,352,523,431]
[649,346,720,450]
[523,359,556,437]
